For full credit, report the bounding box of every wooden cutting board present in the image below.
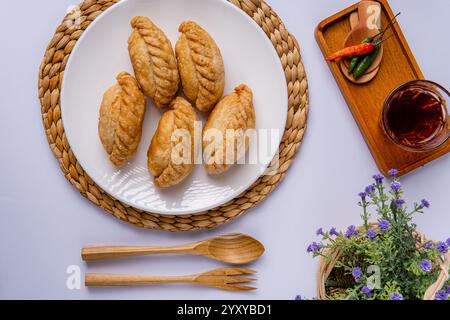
[315,0,449,176]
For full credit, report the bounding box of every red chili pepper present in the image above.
[325,43,375,62]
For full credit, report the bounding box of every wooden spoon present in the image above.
[81,233,265,265]
[347,11,381,74]
[340,0,383,84]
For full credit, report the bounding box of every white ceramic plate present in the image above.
[61,0,288,215]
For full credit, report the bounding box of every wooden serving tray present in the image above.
[315,0,449,176]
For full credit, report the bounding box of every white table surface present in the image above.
[0,0,448,300]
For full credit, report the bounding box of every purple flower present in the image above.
[419,199,430,209]
[365,185,376,195]
[447,238,450,247]
[345,225,359,238]
[435,290,448,301]
[330,227,339,237]
[378,220,391,231]
[445,285,450,294]
[361,286,372,295]
[366,228,378,240]
[373,174,385,184]
[307,242,323,253]
[390,182,402,192]
[436,241,449,254]
[316,228,325,236]
[424,242,434,250]
[388,169,398,177]
[395,199,405,208]
[295,295,302,300]
[345,225,355,238]
[419,259,432,273]
[390,292,404,300]
[352,267,363,282]
[358,192,367,202]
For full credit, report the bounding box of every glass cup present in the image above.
[382,80,450,152]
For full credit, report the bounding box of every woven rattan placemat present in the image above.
[38,0,309,232]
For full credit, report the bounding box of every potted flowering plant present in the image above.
[307,170,450,300]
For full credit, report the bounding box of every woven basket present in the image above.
[37,0,309,232]
[316,226,450,300]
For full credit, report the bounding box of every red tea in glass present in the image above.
[382,80,450,152]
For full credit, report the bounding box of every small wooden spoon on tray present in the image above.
[340,0,383,84]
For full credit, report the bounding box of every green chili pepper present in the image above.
[352,44,381,79]
[348,38,371,74]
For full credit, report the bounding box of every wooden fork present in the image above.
[85,268,257,291]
